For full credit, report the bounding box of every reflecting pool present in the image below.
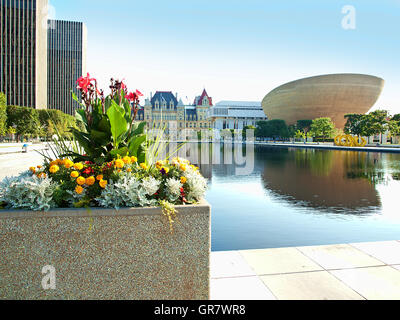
[193,144,400,251]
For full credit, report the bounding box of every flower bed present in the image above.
[0,74,211,299]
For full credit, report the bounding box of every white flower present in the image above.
[141,176,160,196]
[0,173,57,211]
[165,178,182,201]
[184,171,207,202]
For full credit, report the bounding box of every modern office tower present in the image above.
[47,20,87,115]
[0,0,48,108]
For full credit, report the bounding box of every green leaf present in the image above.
[109,147,129,158]
[132,122,146,136]
[107,101,128,148]
[128,135,147,157]
[90,129,110,146]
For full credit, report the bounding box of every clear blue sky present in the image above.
[50,0,400,113]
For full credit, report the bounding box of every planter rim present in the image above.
[0,198,210,220]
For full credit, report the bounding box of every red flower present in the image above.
[83,167,94,175]
[125,92,137,102]
[126,90,143,102]
[76,73,96,93]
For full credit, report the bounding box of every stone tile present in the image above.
[297,244,384,270]
[330,266,400,300]
[210,277,276,300]
[211,251,256,279]
[350,241,400,265]
[260,271,364,300]
[239,247,323,275]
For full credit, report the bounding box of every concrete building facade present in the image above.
[47,19,87,115]
[0,0,48,108]
[208,101,268,130]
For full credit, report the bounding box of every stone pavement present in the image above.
[210,241,400,300]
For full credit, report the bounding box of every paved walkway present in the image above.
[210,240,400,300]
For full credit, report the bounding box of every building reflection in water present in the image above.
[171,143,400,214]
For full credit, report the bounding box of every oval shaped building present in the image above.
[261,74,385,128]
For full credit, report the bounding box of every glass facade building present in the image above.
[0,0,48,108]
[47,19,86,115]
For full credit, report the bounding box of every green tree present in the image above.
[344,114,365,137]
[255,120,289,139]
[0,92,7,137]
[310,117,335,142]
[6,106,40,140]
[296,120,313,133]
[359,110,389,139]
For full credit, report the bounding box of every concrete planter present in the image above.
[0,200,211,300]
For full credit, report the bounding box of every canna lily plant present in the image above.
[67,74,147,164]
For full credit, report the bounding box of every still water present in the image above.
[193,144,400,251]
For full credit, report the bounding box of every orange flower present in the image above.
[29,167,36,174]
[86,176,96,186]
[76,176,86,185]
[114,159,124,169]
[140,163,148,170]
[96,175,103,181]
[130,156,138,163]
[74,162,84,170]
[71,171,79,178]
[99,179,107,189]
[180,176,187,184]
[37,172,46,179]
[75,185,84,194]
[63,159,74,169]
[122,156,131,164]
[49,165,59,174]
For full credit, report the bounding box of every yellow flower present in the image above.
[71,171,79,178]
[99,179,107,189]
[131,156,138,163]
[49,160,58,167]
[140,163,148,170]
[29,167,36,173]
[86,176,96,186]
[180,176,187,184]
[74,162,84,170]
[49,165,59,174]
[161,166,170,174]
[123,156,131,164]
[75,185,84,194]
[127,168,132,173]
[190,165,199,171]
[96,175,103,181]
[114,159,124,169]
[117,169,122,173]
[76,176,86,185]
[180,164,187,172]
[63,159,74,169]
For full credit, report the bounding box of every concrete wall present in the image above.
[0,200,211,300]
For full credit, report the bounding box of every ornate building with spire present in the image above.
[137,89,213,131]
